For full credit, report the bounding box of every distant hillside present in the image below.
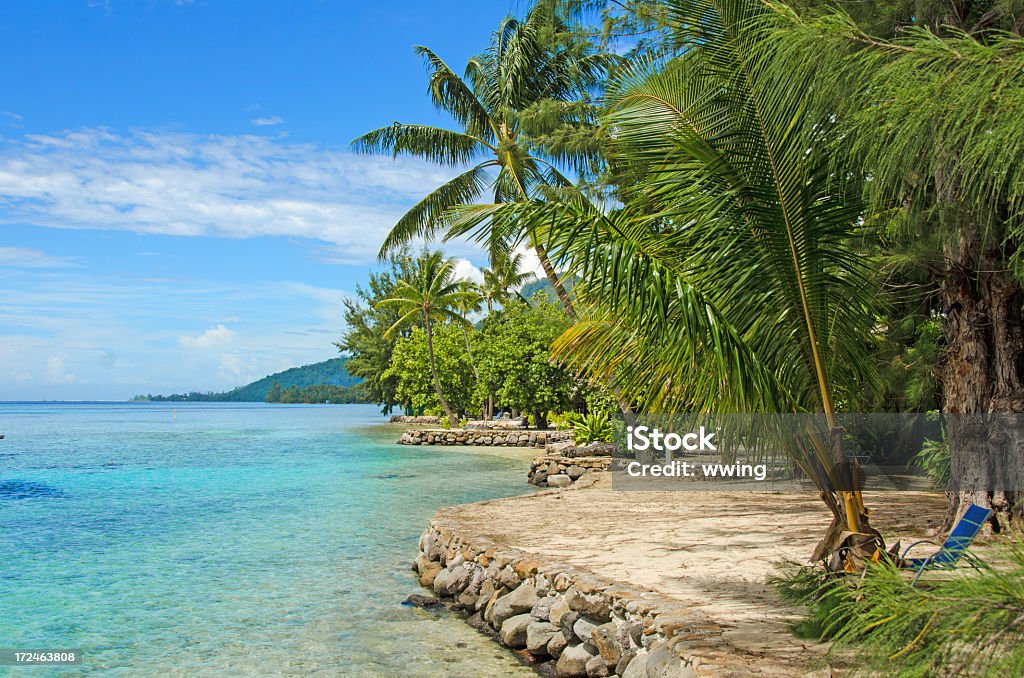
[134,357,361,402]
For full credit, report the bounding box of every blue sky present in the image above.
[0,0,521,400]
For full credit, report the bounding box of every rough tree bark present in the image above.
[940,221,1024,531]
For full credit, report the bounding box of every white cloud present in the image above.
[44,355,78,383]
[251,116,284,126]
[0,128,457,264]
[0,247,77,268]
[179,324,236,349]
[513,244,547,281]
[453,257,484,285]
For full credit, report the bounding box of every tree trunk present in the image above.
[939,221,1024,530]
[424,317,458,425]
[532,239,575,319]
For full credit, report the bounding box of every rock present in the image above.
[616,649,636,676]
[619,650,648,678]
[492,583,540,628]
[547,632,568,658]
[532,596,556,620]
[456,587,479,609]
[547,474,572,488]
[566,465,585,480]
[526,620,559,655]
[581,441,615,456]
[585,655,610,678]
[442,564,471,595]
[592,622,621,665]
[559,611,580,642]
[555,643,598,678]
[645,643,674,678]
[624,621,643,649]
[475,580,496,612]
[499,613,533,649]
[418,561,442,588]
[497,565,520,590]
[548,597,572,625]
[572,616,599,644]
[565,586,611,621]
[431,567,450,595]
[402,594,442,609]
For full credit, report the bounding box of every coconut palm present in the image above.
[450,0,883,567]
[483,250,537,307]
[353,5,610,317]
[453,280,483,379]
[377,252,469,424]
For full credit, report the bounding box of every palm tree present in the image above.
[480,250,537,310]
[377,252,469,424]
[453,280,483,380]
[454,0,883,567]
[353,6,609,318]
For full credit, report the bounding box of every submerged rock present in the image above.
[402,594,442,609]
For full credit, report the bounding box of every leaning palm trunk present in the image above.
[424,318,458,425]
[469,0,889,568]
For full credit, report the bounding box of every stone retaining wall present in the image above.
[389,415,441,425]
[528,455,613,488]
[414,493,753,677]
[398,428,573,448]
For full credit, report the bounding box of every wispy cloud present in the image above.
[178,324,236,349]
[0,128,457,264]
[251,115,283,126]
[0,247,77,268]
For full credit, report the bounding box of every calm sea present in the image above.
[0,402,538,677]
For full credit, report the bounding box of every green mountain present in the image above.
[134,357,361,402]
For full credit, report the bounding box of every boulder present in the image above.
[547,474,572,488]
[580,442,615,457]
[616,650,637,676]
[547,632,568,659]
[431,567,451,595]
[492,583,540,628]
[525,620,559,655]
[585,655,610,678]
[555,643,598,678]
[565,586,611,620]
[619,650,648,678]
[441,564,471,595]
[572,616,599,645]
[548,596,572,625]
[475,579,496,612]
[532,596,556,620]
[559,610,580,642]
[402,594,442,609]
[566,465,585,480]
[418,561,442,588]
[499,613,533,649]
[592,622,621,665]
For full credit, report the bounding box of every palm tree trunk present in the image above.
[461,326,479,380]
[424,317,457,424]
[533,240,574,319]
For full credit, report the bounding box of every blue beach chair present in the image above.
[900,503,992,586]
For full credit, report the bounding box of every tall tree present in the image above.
[377,251,469,424]
[353,5,611,317]
[456,0,884,566]
[776,1,1024,527]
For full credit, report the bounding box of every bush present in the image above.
[771,537,1024,677]
[571,411,613,444]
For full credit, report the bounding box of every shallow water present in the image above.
[0,402,538,676]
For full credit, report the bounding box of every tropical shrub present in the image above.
[571,411,613,444]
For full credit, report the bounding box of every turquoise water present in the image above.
[0,403,538,677]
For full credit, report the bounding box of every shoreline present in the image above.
[411,472,950,677]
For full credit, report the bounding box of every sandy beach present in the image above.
[425,473,951,674]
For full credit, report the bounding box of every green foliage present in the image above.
[570,410,613,444]
[472,298,577,425]
[384,324,475,416]
[267,383,370,405]
[772,538,1024,676]
[909,415,952,489]
[337,253,417,414]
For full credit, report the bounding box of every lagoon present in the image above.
[0,402,537,676]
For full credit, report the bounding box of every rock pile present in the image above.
[389,415,441,424]
[414,520,752,677]
[528,441,616,487]
[397,428,573,448]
